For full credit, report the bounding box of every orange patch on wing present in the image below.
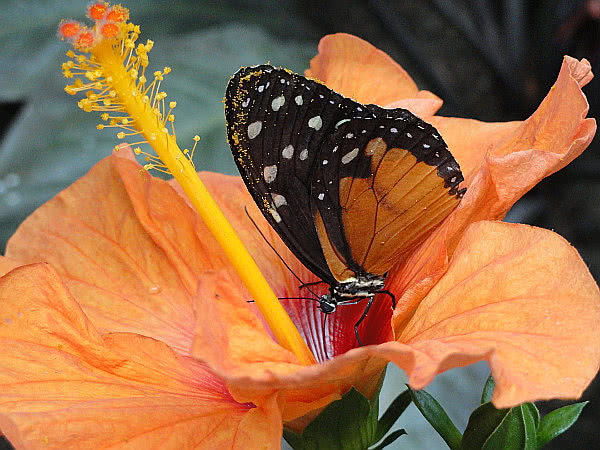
[340,139,460,275]
[364,136,387,168]
[366,192,458,274]
[313,208,354,281]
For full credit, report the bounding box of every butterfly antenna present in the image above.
[244,207,319,298]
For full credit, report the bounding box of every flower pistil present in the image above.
[57,2,315,365]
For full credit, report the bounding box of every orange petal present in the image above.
[191,270,298,371]
[0,256,21,277]
[188,258,387,424]
[435,56,594,220]
[385,221,600,407]
[564,56,593,86]
[384,95,443,118]
[0,263,280,449]
[306,33,441,111]
[432,56,595,182]
[388,55,597,288]
[426,118,520,180]
[215,221,600,424]
[5,150,215,355]
[5,147,306,367]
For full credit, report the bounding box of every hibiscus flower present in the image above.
[0,17,598,450]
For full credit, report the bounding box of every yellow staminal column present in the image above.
[81,39,314,364]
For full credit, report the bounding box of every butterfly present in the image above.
[225,64,465,346]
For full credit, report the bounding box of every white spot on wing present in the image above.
[271,95,285,111]
[390,127,398,133]
[335,118,350,128]
[322,159,328,165]
[295,95,303,105]
[242,98,250,108]
[423,144,430,148]
[269,208,282,222]
[263,165,277,183]
[342,148,359,164]
[318,193,325,200]
[247,121,262,139]
[406,132,413,138]
[257,85,265,92]
[299,149,309,160]
[282,144,294,159]
[345,133,354,139]
[271,193,287,208]
[308,116,323,130]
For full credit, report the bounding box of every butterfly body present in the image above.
[225,65,464,345]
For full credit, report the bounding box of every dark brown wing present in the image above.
[225,65,371,284]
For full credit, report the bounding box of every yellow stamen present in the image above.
[59,6,315,365]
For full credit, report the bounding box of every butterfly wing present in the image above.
[225,65,367,283]
[310,107,465,280]
[225,65,465,285]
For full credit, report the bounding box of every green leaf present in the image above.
[372,389,412,444]
[462,402,538,450]
[409,388,462,450]
[283,387,373,450]
[537,402,587,449]
[283,371,405,450]
[369,429,407,450]
[523,403,540,430]
[481,375,495,404]
[282,429,305,450]
[462,403,509,450]
[521,404,539,450]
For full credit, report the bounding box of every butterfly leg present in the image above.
[377,290,396,309]
[321,312,330,362]
[353,295,374,347]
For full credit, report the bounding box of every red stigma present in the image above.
[101,23,120,38]
[106,5,129,22]
[76,30,96,49]
[58,21,81,38]
[88,2,108,20]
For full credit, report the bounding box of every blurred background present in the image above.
[0,0,598,448]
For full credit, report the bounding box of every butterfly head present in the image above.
[316,274,387,314]
[318,293,337,314]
